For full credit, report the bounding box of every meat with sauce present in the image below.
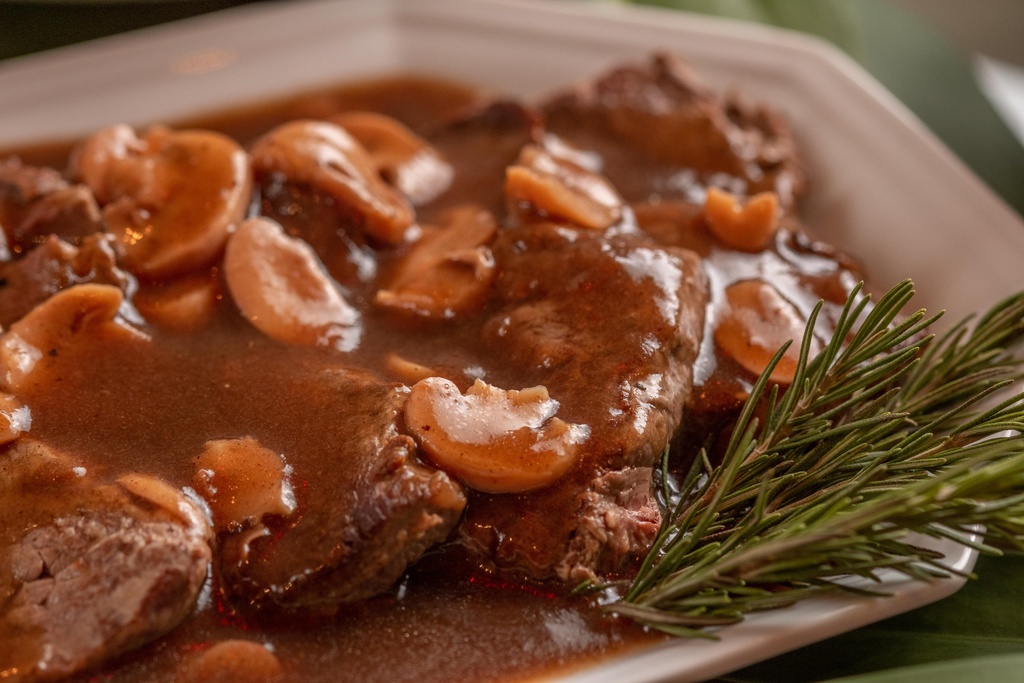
[215,368,467,612]
[0,441,212,681]
[456,221,707,580]
[0,54,866,682]
[0,233,135,327]
[0,158,103,258]
[542,51,805,208]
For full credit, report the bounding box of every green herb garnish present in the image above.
[607,280,1024,636]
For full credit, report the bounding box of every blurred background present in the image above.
[2,0,1023,65]
[1,0,1022,217]
[893,0,1024,66]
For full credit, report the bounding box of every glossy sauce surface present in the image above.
[0,72,862,682]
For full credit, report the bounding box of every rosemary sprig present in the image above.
[610,281,1024,634]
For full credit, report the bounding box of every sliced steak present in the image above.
[458,221,708,580]
[10,307,466,615]
[558,467,663,582]
[0,159,104,256]
[217,368,467,613]
[542,52,805,208]
[0,234,135,327]
[0,440,212,682]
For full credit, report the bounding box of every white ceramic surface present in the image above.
[1,1,1021,681]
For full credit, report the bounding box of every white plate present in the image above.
[1,1,1021,681]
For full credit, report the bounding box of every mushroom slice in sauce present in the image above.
[384,353,443,385]
[223,217,361,352]
[405,377,589,494]
[375,205,496,321]
[331,111,454,206]
[250,120,415,245]
[0,283,147,393]
[703,186,780,252]
[505,144,623,230]
[132,270,220,332]
[68,125,252,279]
[193,437,296,534]
[177,640,285,683]
[715,279,821,385]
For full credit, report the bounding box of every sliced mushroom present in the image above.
[505,144,623,230]
[68,124,252,279]
[133,271,220,332]
[714,279,820,385]
[332,111,454,206]
[384,353,442,385]
[703,187,779,252]
[375,206,496,321]
[115,473,212,539]
[177,640,285,683]
[250,120,415,245]
[193,437,296,533]
[405,377,589,494]
[0,283,147,393]
[223,217,361,351]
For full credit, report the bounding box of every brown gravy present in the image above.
[0,68,860,682]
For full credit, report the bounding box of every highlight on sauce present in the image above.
[0,53,864,682]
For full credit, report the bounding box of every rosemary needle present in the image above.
[610,282,1024,634]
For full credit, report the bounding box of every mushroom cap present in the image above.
[405,377,589,494]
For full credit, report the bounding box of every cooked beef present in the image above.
[542,52,805,208]
[0,234,135,327]
[458,221,708,580]
[558,467,662,582]
[218,368,467,613]
[343,67,714,582]
[530,55,864,476]
[8,303,466,617]
[0,159,104,256]
[0,440,212,682]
